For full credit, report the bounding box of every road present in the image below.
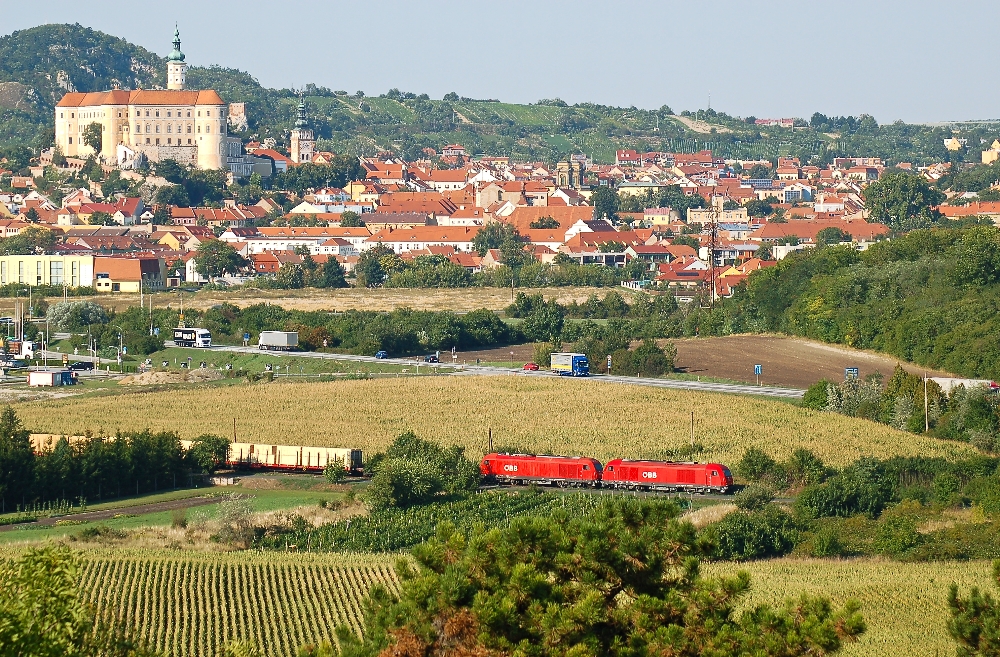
[0,495,222,532]
[208,344,805,399]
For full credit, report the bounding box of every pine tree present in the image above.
[948,560,1000,656]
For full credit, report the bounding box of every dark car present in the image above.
[522,362,539,371]
[68,360,95,371]
[375,350,388,359]
[424,354,439,363]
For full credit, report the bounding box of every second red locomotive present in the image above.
[602,459,732,494]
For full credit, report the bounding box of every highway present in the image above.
[208,344,805,399]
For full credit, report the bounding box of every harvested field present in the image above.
[27,287,613,314]
[13,376,974,467]
[673,334,957,389]
[118,368,224,385]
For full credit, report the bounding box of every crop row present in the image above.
[78,554,398,657]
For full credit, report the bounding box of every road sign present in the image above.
[754,364,762,376]
[845,367,859,379]
[607,354,612,374]
[62,353,68,365]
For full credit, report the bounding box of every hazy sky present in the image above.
[2,0,995,123]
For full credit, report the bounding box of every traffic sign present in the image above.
[754,364,762,376]
[607,354,612,374]
[845,367,859,379]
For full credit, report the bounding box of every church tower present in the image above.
[289,99,315,164]
[166,27,187,90]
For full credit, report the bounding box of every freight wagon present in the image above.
[480,452,602,487]
[602,459,732,493]
[220,442,362,473]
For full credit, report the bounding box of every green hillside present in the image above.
[1,23,999,165]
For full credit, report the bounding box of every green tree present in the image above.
[863,170,945,231]
[520,299,565,342]
[754,243,773,260]
[816,227,851,245]
[948,560,1000,655]
[0,546,154,657]
[0,225,56,255]
[590,184,619,221]
[0,406,33,505]
[339,211,364,227]
[803,379,831,409]
[155,159,186,184]
[954,226,1000,286]
[472,222,521,256]
[155,183,190,207]
[747,163,773,179]
[151,205,171,225]
[87,210,117,226]
[23,207,39,222]
[194,240,247,280]
[745,198,775,217]
[672,234,701,250]
[82,122,103,153]
[356,244,393,288]
[319,257,348,288]
[187,434,230,473]
[334,498,865,657]
[529,215,560,229]
[276,262,305,289]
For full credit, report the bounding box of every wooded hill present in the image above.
[4,24,1000,164]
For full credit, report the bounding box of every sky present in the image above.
[2,0,996,123]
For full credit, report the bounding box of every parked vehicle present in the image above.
[258,331,298,351]
[424,354,439,363]
[480,453,602,487]
[375,350,388,359]
[68,360,95,371]
[173,328,212,348]
[602,459,733,494]
[522,362,539,371]
[550,352,589,377]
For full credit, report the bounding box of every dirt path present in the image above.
[673,335,956,389]
[0,495,221,532]
[671,115,731,134]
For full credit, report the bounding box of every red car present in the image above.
[522,362,539,371]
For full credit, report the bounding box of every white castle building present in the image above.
[54,28,227,170]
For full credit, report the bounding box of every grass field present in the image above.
[73,550,398,657]
[706,559,994,657]
[13,376,974,467]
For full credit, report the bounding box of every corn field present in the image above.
[706,558,994,657]
[74,550,398,657]
[16,377,973,468]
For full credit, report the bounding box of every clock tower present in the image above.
[166,26,186,91]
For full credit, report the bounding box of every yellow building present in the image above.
[0,254,94,287]
[54,29,227,170]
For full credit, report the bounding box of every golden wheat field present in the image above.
[15,377,973,466]
[72,549,397,657]
[707,559,994,657]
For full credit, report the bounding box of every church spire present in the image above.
[167,25,185,63]
[295,97,309,129]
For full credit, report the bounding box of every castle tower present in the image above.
[290,99,315,164]
[166,27,187,90]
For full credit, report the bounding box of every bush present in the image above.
[216,494,254,547]
[714,504,800,560]
[874,508,922,557]
[46,300,108,331]
[323,461,346,484]
[802,379,830,410]
[735,447,786,486]
[794,458,894,519]
[811,526,845,557]
[734,484,775,511]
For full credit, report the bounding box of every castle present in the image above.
[54,28,227,170]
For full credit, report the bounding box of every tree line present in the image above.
[0,407,229,509]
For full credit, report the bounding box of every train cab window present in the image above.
[711,470,719,477]
[483,460,489,465]
[606,466,613,472]
[583,465,589,470]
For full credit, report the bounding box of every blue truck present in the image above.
[550,352,589,376]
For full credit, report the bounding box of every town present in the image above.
[3,15,1000,657]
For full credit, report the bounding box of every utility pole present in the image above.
[924,373,929,433]
[690,411,695,450]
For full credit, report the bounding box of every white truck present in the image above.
[173,328,212,348]
[258,331,299,351]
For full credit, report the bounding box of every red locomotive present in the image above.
[602,459,732,493]
[480,453,602,487]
